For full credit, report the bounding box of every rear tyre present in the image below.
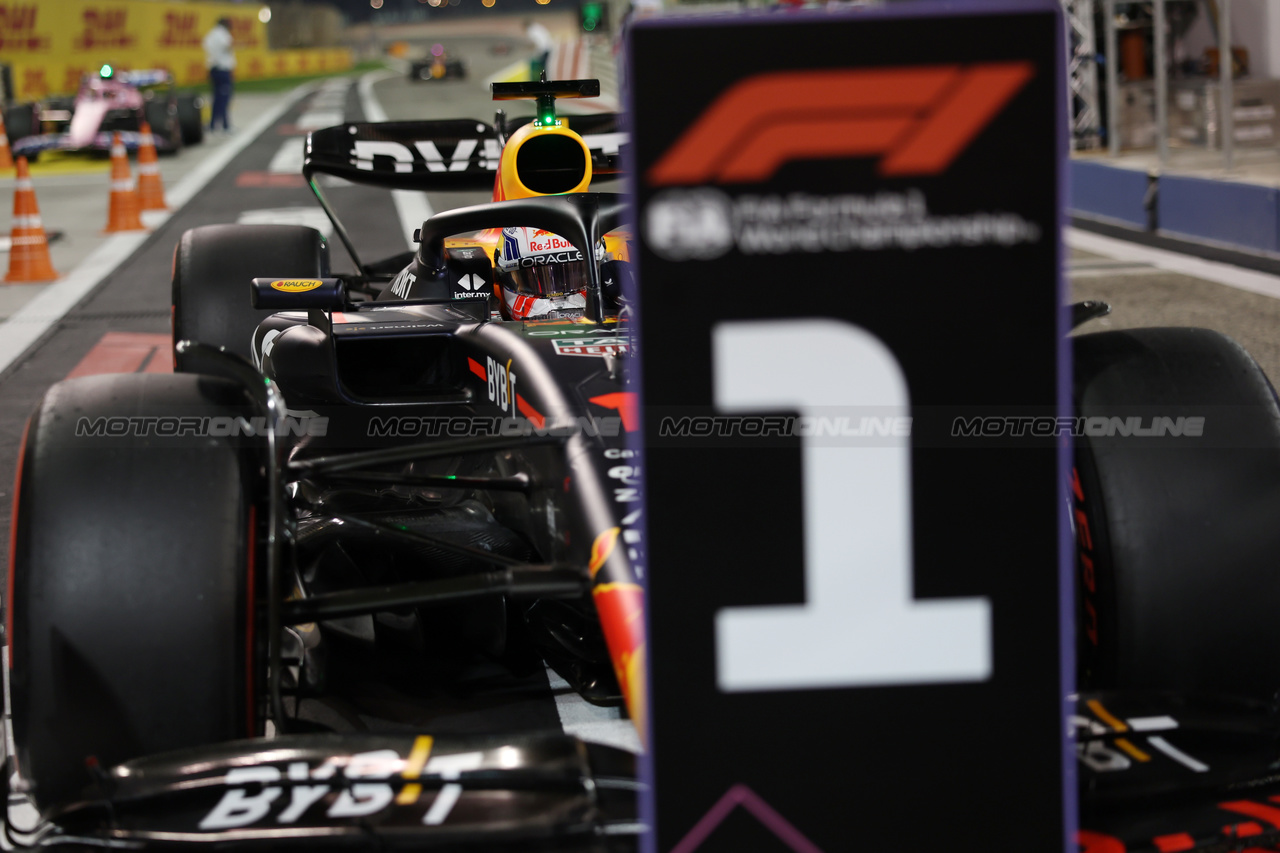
[143,98,181,154]
[172,224,329,372]
[176,93,204,145]
[1074,327,1280,701]
[3,103,36,146]
[9,373,258,811]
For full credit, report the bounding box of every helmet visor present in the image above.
[498,228,591,298]
[505,258,591,298]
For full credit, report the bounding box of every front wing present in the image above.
[11,130,178,158]
[21,732,640,850]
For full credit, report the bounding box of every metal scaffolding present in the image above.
[1064,0,1102,149]
[1099,0,1235,171]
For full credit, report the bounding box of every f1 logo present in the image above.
[647,63,1033,186]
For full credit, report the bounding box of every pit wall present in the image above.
[1070,159,1280,256]
[0,0,351,100]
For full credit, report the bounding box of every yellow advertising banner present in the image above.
[0,0,350,99]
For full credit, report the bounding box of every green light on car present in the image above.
[99,64,113,78]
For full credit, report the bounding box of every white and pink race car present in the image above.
[5,66,204,161]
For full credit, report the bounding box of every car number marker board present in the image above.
[625,2,1070,851]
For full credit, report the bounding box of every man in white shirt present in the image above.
[203,17,235,132]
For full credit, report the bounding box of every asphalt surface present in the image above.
[1068,247,1280,381]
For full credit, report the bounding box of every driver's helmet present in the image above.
[495,226,601,321]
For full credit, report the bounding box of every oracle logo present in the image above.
[647,63,1034,186]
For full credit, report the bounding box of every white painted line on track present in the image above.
[0,82,317,379]
[358,69,433,250]
[1068,227,1280,301]
[238,207,333,238]
[545,666,641,755]
[0,232,150,376]
[268,138,305,174]
[1068,266,1163,279]
[295,109,344,131]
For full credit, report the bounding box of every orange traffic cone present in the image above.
[5,157,58,283]
[0,110,13,173]
[104,132,145,232]
[135,122,167,211]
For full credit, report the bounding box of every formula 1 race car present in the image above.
[8,75,1280,850]
[6,78,637,849]
[5,66,202,162]
[410,44,466,82]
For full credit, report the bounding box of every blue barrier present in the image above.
[1157,174,1280,254]
[1068,160,1150,228]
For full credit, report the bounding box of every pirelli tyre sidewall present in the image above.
[176,92,204,146]
[9,373,259,812]
[143,97,182,154]
[1073,327,1280,702]
[172,223,328,373]
[2,103,35,148]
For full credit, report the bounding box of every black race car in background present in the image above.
[410,45,466,82]
[6,75,1280,851]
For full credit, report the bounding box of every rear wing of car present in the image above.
[303,115,626,191]
[117,69,173,87]
[303,115,627,278]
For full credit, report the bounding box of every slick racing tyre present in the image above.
[144,98,182,154]
[176,92,204,145]
[172,223,328,373]
[8,373,259,811]
[2,103,36,147]
[1073,327,1280,702]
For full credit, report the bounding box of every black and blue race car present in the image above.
[7,75,1280,852]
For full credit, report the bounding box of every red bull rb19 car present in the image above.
[6,76,1280,852]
